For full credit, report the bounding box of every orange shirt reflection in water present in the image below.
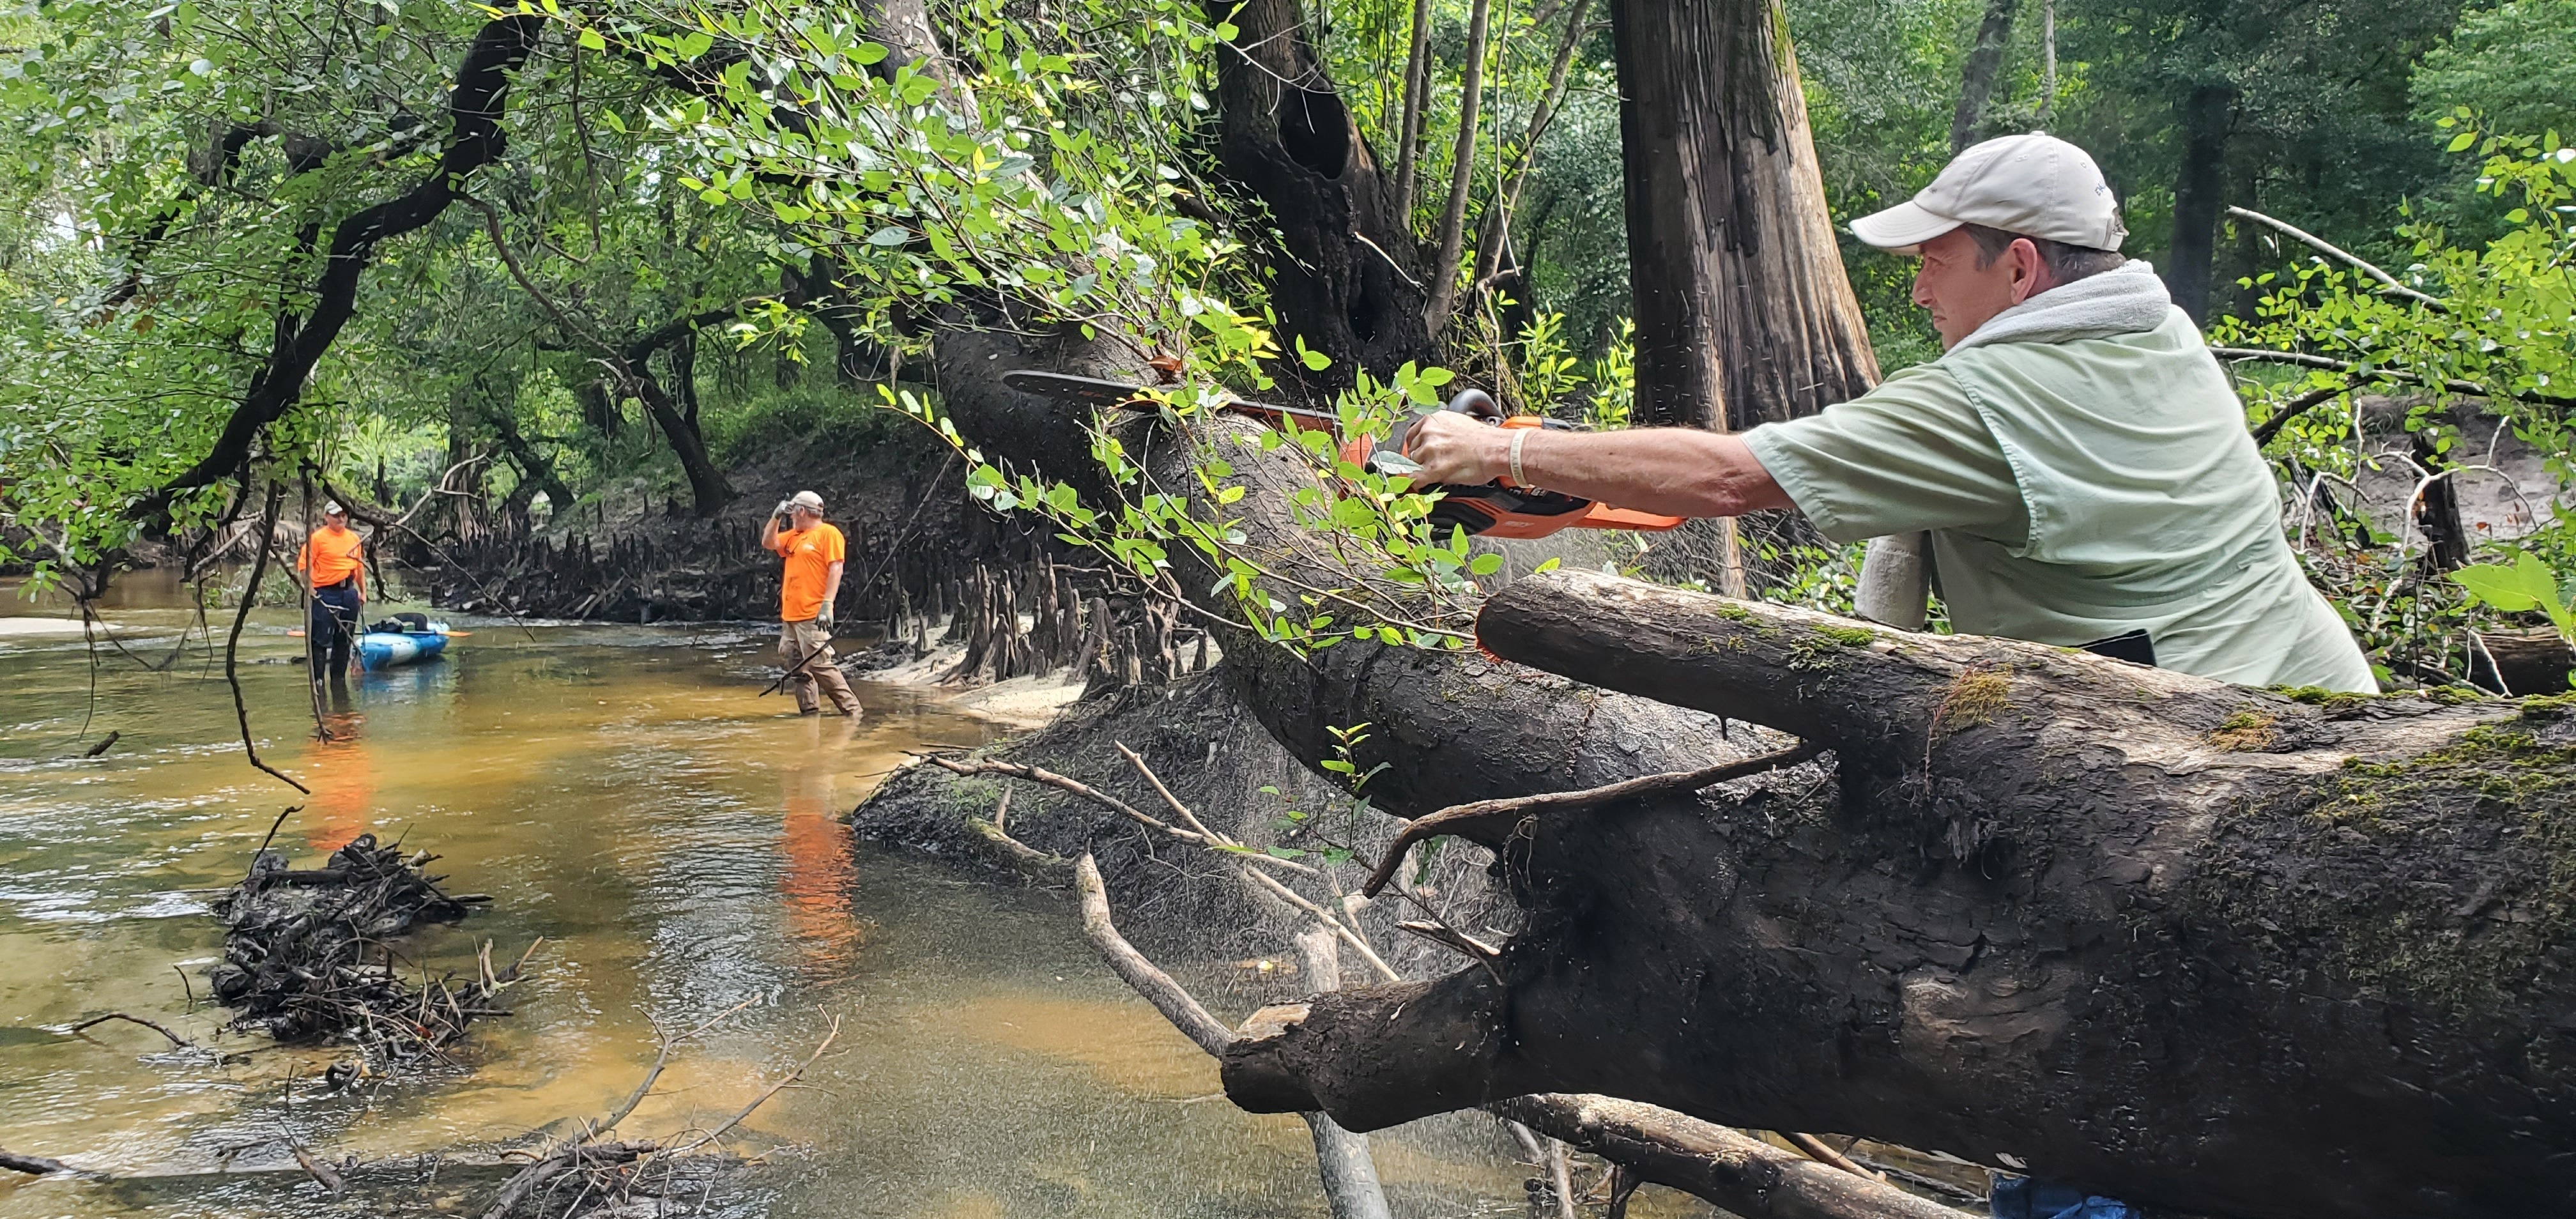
[306,724,375,853]
[779,717,862,979]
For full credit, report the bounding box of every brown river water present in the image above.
[0,574,1609,1218]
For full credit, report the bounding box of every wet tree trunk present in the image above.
[1607,0,1880,433]
[2166,83,2236,323]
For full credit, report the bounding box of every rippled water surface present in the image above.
[0,576,1581,1218]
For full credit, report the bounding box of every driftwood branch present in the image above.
[1787,1131,1889,1183]
[1073,854,1234,1054]
[64,1011,192,1049]
[222,483,308,794]
[289,1141,347,1195]
[1495,1094,1964,1219]
[1363,739,1827,896]
[2227,204,2447,311]
[663,1013,843,1155]
[0,1147,79,1177]
[478,996,786,1219]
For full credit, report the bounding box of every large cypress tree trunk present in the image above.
[1607,0,1880,434]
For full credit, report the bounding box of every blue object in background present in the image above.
[1990,1176,2138,1219]
[356,622,450,670]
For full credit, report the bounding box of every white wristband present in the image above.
[1507,428,1529,488]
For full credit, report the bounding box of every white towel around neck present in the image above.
[1947,259,2178,353]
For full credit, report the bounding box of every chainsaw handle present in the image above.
[1445,388,1504,421]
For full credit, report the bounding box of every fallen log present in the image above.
[777,11,2575,1211]
[1218,569,2575,1219]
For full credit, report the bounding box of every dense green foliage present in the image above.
[0,0,2564,687]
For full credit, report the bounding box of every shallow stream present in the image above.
[0,575,1591,1218]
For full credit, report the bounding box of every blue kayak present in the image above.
[357,627,450,670]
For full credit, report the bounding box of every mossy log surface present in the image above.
[923,310,2576,1215]
[1221,570,2575,1219]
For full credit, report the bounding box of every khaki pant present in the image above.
[780,618,861,717]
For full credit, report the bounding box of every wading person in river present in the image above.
[296,502,366,686]
[762,490,862,718]
[1407,133,2373,694]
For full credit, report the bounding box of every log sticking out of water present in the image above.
[210,832,530,1068]
[0,1147,79,1177]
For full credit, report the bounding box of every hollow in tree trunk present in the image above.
[1206,0,1431,384]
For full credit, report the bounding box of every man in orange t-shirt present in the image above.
[296,502,367,684]
[760,490,861,717]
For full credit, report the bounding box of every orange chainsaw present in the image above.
[1343,389,1684,540]
[1002,371,1684,540]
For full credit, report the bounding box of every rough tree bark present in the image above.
[1607,0,1879,433]
[1211,569,2576,1219]
[1949,0,2020,153]
[1205,0,1432,385]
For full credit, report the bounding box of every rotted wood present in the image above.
[1,1147,80,1177]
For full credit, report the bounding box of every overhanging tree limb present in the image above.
[138,15,549,519]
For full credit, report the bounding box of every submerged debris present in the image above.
[209,832,528,1071]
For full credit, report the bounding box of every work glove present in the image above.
[774,499,794,521]
[815,603,834,632]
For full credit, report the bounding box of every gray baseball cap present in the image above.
[1851,133,2128,254]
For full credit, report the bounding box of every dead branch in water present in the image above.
[477,1000,829,1219]
[0,1146,80,1177]
[288,1140,347,1195]
[210,832,530,1070]
[63,1011,192,1049]
[222,482,308,794]
[971,746,1964,1219]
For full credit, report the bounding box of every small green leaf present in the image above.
[577,26,607,51]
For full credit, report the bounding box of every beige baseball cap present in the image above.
[1851,133,2127,254]
[788,490,825,511]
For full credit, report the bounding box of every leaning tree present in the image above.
[29,1,2576,1215]
[592,3,2576,1217]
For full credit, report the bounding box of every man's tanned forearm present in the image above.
[1404,415,1793,518]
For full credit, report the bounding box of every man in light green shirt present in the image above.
[1407,133,2373,693]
